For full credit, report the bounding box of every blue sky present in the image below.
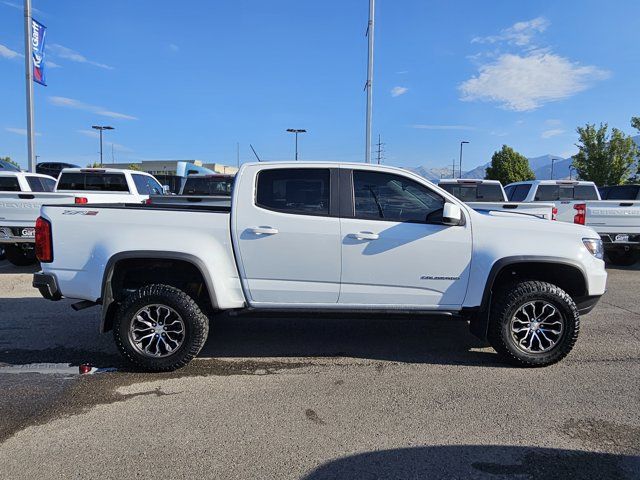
[1,0,638,170]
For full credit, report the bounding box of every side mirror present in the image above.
[442,203,462,226]
[162,185,171,195]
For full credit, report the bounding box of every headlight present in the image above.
[583,238,604,259]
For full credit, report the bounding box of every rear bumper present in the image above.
[33,272,62,301]
[0,226,35,244]
[600,233,640,251]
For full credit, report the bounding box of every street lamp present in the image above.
[569,166,576,180]
[286,129,306,161]
[459,141,469,179]
[550,158,556,180]
[91,125,114,165]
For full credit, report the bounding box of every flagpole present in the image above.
[23,0,36,172]
[364,0,375,163]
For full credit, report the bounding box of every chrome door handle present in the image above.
[248,226,279,235]
[348,231,379,241]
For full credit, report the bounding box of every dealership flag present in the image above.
[31,19,46,86]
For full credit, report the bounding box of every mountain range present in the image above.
[408,135,640,182]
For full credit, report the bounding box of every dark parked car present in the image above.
[0,159,21,172]
[36,162,80,178]
[599,184,640,200]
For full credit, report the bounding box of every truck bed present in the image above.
[38,202,241,307]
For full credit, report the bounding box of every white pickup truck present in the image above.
[505,180,640,265]
[437,179,555,220]
[34,162,607,371]
[0,168,165,265]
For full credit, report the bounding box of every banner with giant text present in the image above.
[31,19,47,86]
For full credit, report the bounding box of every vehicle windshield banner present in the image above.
[31,18,47,86]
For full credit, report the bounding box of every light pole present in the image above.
[569,166,575,180]
[459,141,469,179]
[286,128,306,161]
[91,125,114,165]
[364,0,375,163]
[550,158,556,179]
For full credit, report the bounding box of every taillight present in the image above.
[75,197,88,204]
[551,207,558,221]
[35,216,53,263]
[573,203,586,225]
[144,198,152,205]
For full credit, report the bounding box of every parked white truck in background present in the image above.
[505,180,640,265]
[34,162,607,371]
[0,168,165,265]
[437,179,555,220]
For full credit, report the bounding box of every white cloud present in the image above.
[459,52,610,111]
[49,96,138,120]
[545,119,562,126]
[77,130,133,152]
[391,86,408,97]
[411,124,476,131]
[472,17,549,47]
[5,127,41,136]
[396,70,408,74]
[48,44,114,70]
[541,128,565,139]
[169,43,180,52]
[0,44,22,59]
[45,60,61,68]
[462,18,610,111]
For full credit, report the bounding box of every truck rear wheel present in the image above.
[4,245,36,266]
[487,280,579,367]
[113,284,209,372]
[606,250,638,266]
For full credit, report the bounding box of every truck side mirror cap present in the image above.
[442,203,462,226]
[162,185,171,195]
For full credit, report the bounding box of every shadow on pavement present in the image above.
[0,296,498,368]
[201,312,498,367]
[301,445,639,480]
[0,261,39,275]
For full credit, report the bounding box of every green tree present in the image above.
[632,116,640,132]
[484,145,535,185]
[86,161,103,168]
[571,123,638,186]
[127,163,142,171]
[0,156,21,170]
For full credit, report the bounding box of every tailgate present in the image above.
[0,193,76,225]
[585,201,640,230]
[468,202,554,219]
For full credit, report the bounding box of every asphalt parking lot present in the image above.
[0,260,638,479]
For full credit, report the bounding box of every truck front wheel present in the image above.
[113,284,209,372]
[487,281,579,367]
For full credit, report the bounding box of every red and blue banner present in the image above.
[31,19,46,86]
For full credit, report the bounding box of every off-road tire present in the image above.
[606,250,638,266]
[487,280,579,367]
[4,245,36,266]
[114,284,209,372]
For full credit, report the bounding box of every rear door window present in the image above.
[132,174,164,195]
[439,183,503,202]
[183,177,233,195]
[0,176,21,192]
[507,184,532,202]
[256,168,330,216]
[26,176,55,192]
[57,172,129,192]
